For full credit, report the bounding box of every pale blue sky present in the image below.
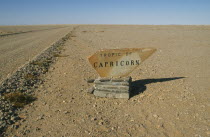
[0,0,209,25]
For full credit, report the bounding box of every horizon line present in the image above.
[1,23,210,26]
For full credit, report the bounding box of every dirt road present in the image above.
[0,25,69,36]
[4,25,210,136]
[0,26,75,82]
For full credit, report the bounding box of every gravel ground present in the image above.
[1,25,210,137]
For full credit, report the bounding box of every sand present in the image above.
[2,25,210,136]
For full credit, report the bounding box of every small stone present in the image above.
[37,115,44,120]
[153,114,158,118]
[12,124,19,129]
[91,117,97,121]
[36,127,41,131]
[87,87,95,94]
[139,94,145,98]
[64,111,69,114]
[98,120,104,125]
[11,116,20,121]
[86,79,95,83]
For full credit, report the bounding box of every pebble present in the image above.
[91,117,97,121]
[36,127,41,131]
[64,111,69,114]
[11,124,19,129]
[87,87,95,94]
[130,119,134,122]
[86,79,95,83]
[11,116,20,121]
[37,115,44,120]
[153,114,159,118]
[98,120,104,125]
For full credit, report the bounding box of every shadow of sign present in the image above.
[130,77,185,98]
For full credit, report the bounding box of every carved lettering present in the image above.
[94,62,98,68]
[120,61,124,66]
[126,61,129,65]
[131,60,134,65]
[136,60,140,65]
[93,60,141,68]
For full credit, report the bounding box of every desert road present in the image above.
[0,25,210,137]
[0,26,75,82]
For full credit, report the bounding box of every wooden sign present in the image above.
[88,48,156,77]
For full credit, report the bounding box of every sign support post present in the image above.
[93,77,132,98]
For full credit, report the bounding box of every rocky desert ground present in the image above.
[0,25,210,137]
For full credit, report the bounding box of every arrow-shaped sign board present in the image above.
[88,48,156,78]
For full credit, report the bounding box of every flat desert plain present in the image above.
[1,25,210,136]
